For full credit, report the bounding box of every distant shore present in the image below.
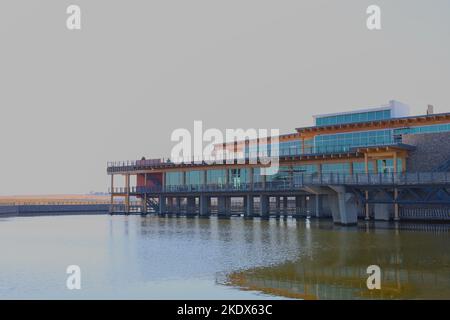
[0,194,110,217]
[0,194,109,205]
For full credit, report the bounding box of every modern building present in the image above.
[107,100,450,224]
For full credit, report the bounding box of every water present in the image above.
[0,215,449,299]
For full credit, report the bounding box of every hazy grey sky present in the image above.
[1,0,449,195]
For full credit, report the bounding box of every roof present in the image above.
[296,112,450,134]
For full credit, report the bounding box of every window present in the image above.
[314,129,394,153]
[316,110,391,126]
[166,172,183,186]
[207,169,226,185]
[394,123,450,136]
[186,170,202,185]
[321,163,351,174]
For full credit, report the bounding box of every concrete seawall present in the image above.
[0,204,109,217]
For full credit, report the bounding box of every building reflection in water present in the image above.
[219,220,450,300]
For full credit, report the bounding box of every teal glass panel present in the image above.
[186,170,202,185]
[321,163,351,174]
[166,171,183,186]
[207,169,226,184]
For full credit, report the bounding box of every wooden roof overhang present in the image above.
[107,151,370,174]
[296,112,450,139]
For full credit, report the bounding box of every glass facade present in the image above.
[314,129,393,153]
[164,157,404,188]
[229,168,249,186]
[292,164,318,175]
[377,159,403,173]
[394,123,450,135]
[352,161,375,174]
[185,170,203,185]
[266,166,291,182]
[207,169,226,185]
[316,109,391,126]
[321,163,351,174]
[246,142,272,158]
[166,171,183,186]
[352,159,403,174]
[279,140,301,156]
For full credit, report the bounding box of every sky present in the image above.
[0,0,449,195]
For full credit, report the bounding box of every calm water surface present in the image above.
[0,215,449,299]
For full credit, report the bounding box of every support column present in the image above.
[159,195,166,215]
[364,153,370,220]
[166,197,173,214]
[142,196,147,214]
[315,194,320,218]
[394,188,399,221]
[275,197,281,214]
[295,196,302,217]
[329,186,358,225]
[245,195,253,217]
[200,195,209,216]
[283,196,288,215]
[365,191,370,220]
[175,197,181,214]
[218,196,227,217]
[260,194,269,218]
[142,173,148,214]
[226,197,232,215]
[110,174,114,214]
[187,197,196,215]
[125,173,130,214]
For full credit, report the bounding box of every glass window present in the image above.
[352,161,375,174]
[321,163,351,174]
[166,171,183,186]
[186,170,202,185]
[315,109,391,126]
[313,129,394,154]
[207,169,226,185]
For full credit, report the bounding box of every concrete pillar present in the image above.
[226,197,231,214]
[175,197,181,214]
[245,195,253,217]
[315,194,320,218]
[295,196,301,216]
[218,196,227,216]
[125,173,130,214]
[142,195,148,214]
[394,188,399,221]
[275,197,281,214]
[187,197,196,215]
[260,195,269,218]
[200,195,209,216]
[283,197,288,214]
[159,195,166,215]
[328,187,358,225]
[365,191,370,220]
[110,174,114,213]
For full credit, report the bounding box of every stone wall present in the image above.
[402,132,450,172]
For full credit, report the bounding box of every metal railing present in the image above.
[106,143,409,172]
[109,172,450,194]
[0,200,110,206]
